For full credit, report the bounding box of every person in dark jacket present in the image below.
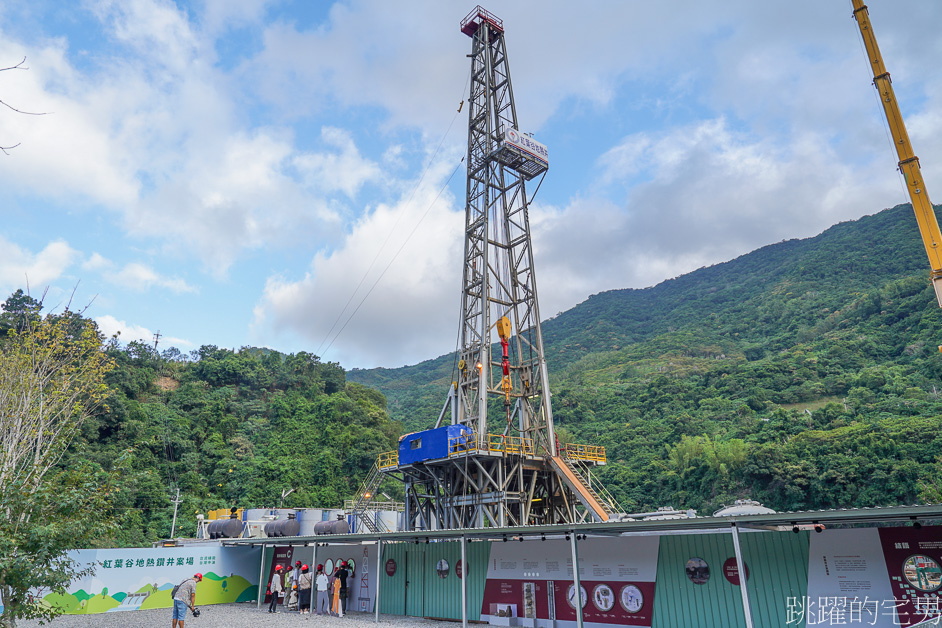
[336,561,350,614]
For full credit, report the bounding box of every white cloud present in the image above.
[200,0,275,36]
[0,237,80,292]
[530,117,900,319]
[252,158,463,367]
[82,252,113,271]
[104,262,196,294]
[95,314,191,347]
[0,2,361,277]
[2,0,942,370]
[91,0,201,75]
[294,127,383,198]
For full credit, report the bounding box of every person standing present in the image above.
[171,572,201,628]
[315,564,329,615]
[268,564,284,613]
[298,564,312,614]
[336,561,350,615]
[287,560,300,611]
[330,566,343,617]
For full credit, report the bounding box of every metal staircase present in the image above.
[349,463,386,533]
[549,455,621,522]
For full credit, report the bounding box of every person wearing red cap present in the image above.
[298,564,312,614]
[336,561,350,615]
[171,572,201,627]
[287,560,301,611]
[268,565,284,613]
[314,564,329,615]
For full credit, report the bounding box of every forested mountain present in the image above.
[0,297,401,547]
[349,203,942,515]
[6,203,941,547]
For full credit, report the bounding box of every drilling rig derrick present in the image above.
[356,6,618,532]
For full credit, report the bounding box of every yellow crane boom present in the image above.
[852,1,942,309]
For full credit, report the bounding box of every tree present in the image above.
[0,313,115,627]
[0,290,42,337]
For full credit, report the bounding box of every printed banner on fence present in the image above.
[40,545,260,615]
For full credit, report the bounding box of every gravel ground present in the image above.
[19,605,458,627]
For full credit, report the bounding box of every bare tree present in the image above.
[1,57,49,155]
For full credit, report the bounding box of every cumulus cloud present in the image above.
[294,127,383,198]
[3,0,942,369]
[252,158,464,368]
[82,253,113,271]
[104,262,196,294]
[0,237,80,292]
[531,117,900,318]
[0,2,376,277]
[95,314,191,347]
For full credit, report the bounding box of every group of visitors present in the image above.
[268,559,351,616]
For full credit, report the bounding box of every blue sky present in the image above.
[2,0,942,368]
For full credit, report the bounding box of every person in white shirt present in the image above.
[268,565,284,613]
[314,564,330,616]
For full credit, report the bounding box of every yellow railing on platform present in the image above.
[378,450,398,469]
[449,431,476,456]
[488,433,535,455]
[447,431,536,456]
[561,443,606,463]
[395,432,603,462]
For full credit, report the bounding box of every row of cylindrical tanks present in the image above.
[205,510,351,539]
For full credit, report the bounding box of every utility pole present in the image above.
[153,331,161,353]
[170,488,182,538]
[279,488,295,508]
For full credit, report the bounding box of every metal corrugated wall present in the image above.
[422,540,490,621]
[651,531,810,628]
[379,540,490,620]
[406,546,426,616]
[379,543,408,615]
[652,532,748,627]
[741,530,810,628]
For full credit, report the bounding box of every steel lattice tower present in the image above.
[456,7,555,457]
[363,7,616,533]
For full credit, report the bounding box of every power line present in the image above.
[316,69,472,359]
[321,157,465,359]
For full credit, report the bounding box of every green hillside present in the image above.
[349,204,942,514]
[0,314,402,546]
[7,203,941,545]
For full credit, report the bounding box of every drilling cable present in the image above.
[316,68,472,359]
[321,157,466,358]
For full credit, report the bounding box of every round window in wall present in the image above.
[592,584,615,612]
[903,555,942,592]
[436,558,450,579]
[685,557,710,585]
[324,558,334,575]
[346,558,356,575]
